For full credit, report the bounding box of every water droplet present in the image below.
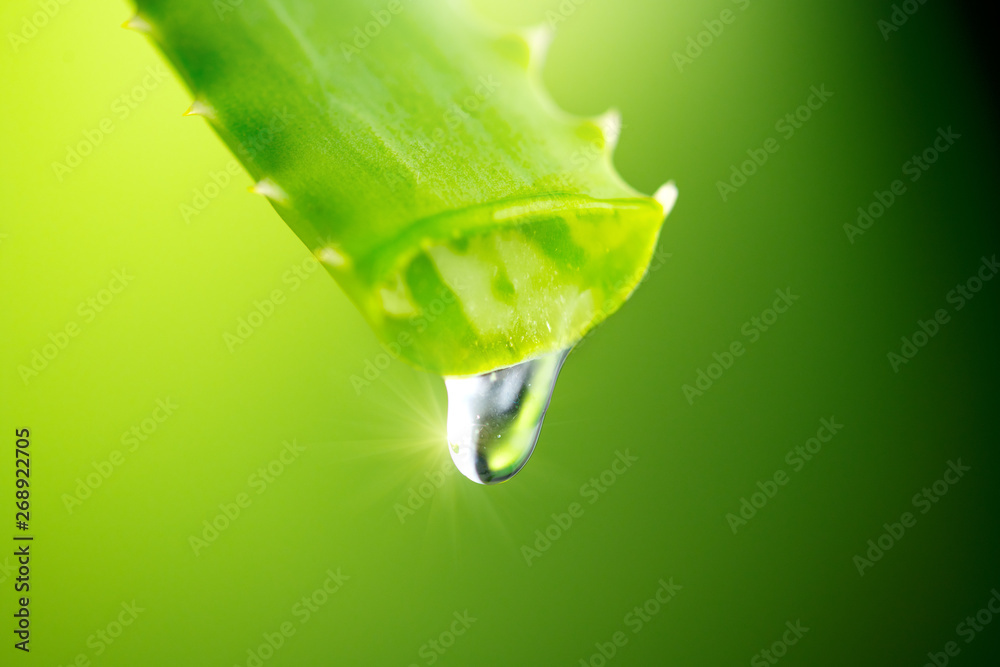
[444,348,569,484]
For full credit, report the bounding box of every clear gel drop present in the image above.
[444,348,569,484]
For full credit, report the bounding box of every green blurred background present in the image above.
[2,0,998,665]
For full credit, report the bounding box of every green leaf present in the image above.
[129,0,676,375]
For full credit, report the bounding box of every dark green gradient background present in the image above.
[1,0,998,665]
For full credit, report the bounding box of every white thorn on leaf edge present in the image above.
[249,178,289,204]
[183,101,215,119]
[597,109,622,151]
[316,246,347,268]
[523,25,554,70]
[121,15,152,33]
[654,181,679,215]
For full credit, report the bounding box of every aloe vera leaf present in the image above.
[128,0,676,376]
